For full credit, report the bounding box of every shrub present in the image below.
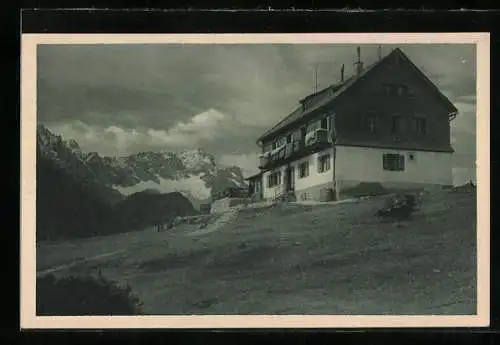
[376,193,420,220]
[37,273,143,315]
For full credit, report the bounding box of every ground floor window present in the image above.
[383,153,405,171]
[318,154,331,173]
[298,161,310,178]
[268,171,282,187]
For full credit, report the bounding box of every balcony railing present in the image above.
[259,129,331,170]
[305,128,329,147]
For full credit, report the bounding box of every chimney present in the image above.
[378,46,382,61]
[340,64,345,82]
[355,46,364,75]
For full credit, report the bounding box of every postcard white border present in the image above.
[20,33,490,329]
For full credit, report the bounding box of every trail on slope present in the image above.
[187,208,240,236]
[36,249,127,277]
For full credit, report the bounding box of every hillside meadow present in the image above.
[36,188,477,315]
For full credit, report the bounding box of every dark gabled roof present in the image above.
[258,48,458,142]
[299,78,351,105]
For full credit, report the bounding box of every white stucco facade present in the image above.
[262,166,286,200]
[293,148,335,192]
[260,145,453,200]
[335,146,453,189]
[262,147,334,200]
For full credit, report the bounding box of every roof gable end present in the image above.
[258,48,458,142]
[390,48,458,115]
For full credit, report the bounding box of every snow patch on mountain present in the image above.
[112,174,211,200]
[179,148,216,172]
[37,124,248,208]
[229,178,243,187]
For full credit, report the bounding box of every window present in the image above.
[383,153,405,171]
[318,154,331,173]
[391,115,403,135]
[365,114,377,134]
[383,84,408,97]
[397,85,408,96]
[321,116,329,130]
[411,117,427,135]
[383,84,396,97]
[298,161,309,178]
[286,134,292,143]
[268,171,282,188]
[272,137,287,149]
[307,121,320,133]
[301,126,307,137]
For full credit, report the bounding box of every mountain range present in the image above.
[37,124,248,209]
[36,125,248,241]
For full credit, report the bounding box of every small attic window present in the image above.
[383,84,395,96]
[397,85,408,96]
[384,84,408,97]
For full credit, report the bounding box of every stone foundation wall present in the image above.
[288,180,450,202]
[210,197,250,214]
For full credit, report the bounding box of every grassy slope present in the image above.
[36,189,477,315]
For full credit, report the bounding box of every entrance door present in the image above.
[287,166,295,191]
[300,126,307,145]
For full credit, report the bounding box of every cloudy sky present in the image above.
[37,43,476,180]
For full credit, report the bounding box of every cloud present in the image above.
[38,43,477,173]
[218,153,260,178]
[450,97,476,163]
[47,109,239,155]
[147,108,229,147]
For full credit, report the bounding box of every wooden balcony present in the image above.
[258,129,332,170]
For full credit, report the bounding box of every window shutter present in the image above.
[317,156,322,173]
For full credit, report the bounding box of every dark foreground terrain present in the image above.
[36,188,477,315]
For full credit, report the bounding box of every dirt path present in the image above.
[36,249,127,277]
[187,208,239,236]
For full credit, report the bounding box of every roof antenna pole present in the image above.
[315,64,318,92]
[355,46,363,75]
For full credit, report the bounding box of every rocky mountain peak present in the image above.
[178,148,217,172]
[67,139,81,151]
[36,125,248,208]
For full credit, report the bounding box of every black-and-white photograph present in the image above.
[26,37,485,322]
